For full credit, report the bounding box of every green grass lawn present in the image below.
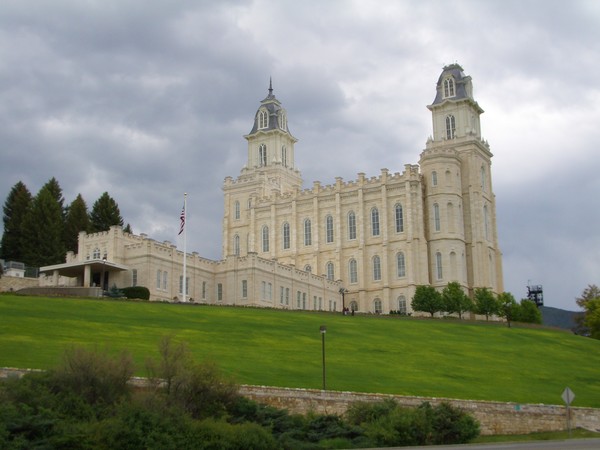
[1,294,599,408]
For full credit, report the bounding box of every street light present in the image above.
[320,325,327,390]
[339,287,348,314]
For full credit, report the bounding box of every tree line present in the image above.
[0,178,129,268]
[409,282,542,326]
[575,284,600,339]
[0,337,480,449]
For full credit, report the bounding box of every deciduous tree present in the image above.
[497,292,519,327]
[473,287,498,321]
[411,285,443,318]
[442,282,473,319]
[517,299,542,325]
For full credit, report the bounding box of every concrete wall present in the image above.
[0,275,38,292]
[1,368,597,436]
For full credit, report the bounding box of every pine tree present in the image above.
[44,177,66,218]
[89,192,124,232]
[64,194,90,253]
[0,181,33,261]
[21,186,66,267]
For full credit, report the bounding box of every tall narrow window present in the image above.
[397,252,406,277]
[446,115,456,139]
[280,286,285,304]
[233,234,240,256]
[259,144,267,166]
[433,203,441,232]
[326,261,334,281]
[281,145,287,167]
[371,207,380,236]
[432,171,438,186]
[179,276,189,295]
[348,211,357,240]
[156,270,161,289]
[162,271,167,290]
[132,269,138,287]
[258,110,268,129]
[398,296,407,314]
[373,255,381,281]
[304,218,312,246]
[484,205,490,241]
[481,165,487,192]
[241,280,247,298]
[285,288,290,305]
[395,203,404,233]
[297,291,301,308]
[262,225,269,252]
[443,77,455,98]
[349,259,358,283]
[436,252,443,280]
[234,201,240,220]
[217,283,223,301]
[374,298,382,314]
[279,112,287,130]
[447,202,455,233]
[325,215,334,243]
[282,222,290,249]
[202,281,206,299]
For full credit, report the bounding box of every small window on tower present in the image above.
[258,110,268,129]
[443,77,456,98]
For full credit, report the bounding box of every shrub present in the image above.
[121,286,150,300]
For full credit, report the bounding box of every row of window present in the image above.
[251,205,405,253]
[346,296,407,314]
[255,144,288,168]
[430,166,487,192]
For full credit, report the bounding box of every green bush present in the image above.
[121,286,150,300]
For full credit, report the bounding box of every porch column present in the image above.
[52,270,59,286]
[84,265,91,287]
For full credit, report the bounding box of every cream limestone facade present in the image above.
[41,64,502,313]
[222,64,503,314]
[40,226,342,308]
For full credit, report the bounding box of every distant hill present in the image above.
[540,306,583,331]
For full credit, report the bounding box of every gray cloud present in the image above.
[1,0,599,310]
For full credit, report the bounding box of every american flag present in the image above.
[178,204,185,235]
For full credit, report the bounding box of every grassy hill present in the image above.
[1,294,599,408]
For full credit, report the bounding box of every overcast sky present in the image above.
[1,0,599,311]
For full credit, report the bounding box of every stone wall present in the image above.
[0,275,38,293]
[238,386,600,436]
[2,368,598,435]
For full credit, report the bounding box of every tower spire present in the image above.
[268,77,273,98]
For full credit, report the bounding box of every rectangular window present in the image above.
[202,281,206,299]
[162,271,167,290]
[436,252,443,280]
[268,283,272,300]
[371,208,380,236]
[297,291,301,308]
[304,219,312,246]
[179,276,189,294]
[217,283,223,301]
[156,270,161,289]
[242,280,247,298]
[326,216,334,243]
[280,286,285,304]
[132,269,138,287]
[285,288,290,305]
[283,223,290,249]
[348,213,356,240]
[261,281,266,299]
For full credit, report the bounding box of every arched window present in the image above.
[282,222,290,250]
[261,225,269,252]
[371,207,380,236]
[446,115,456,139]
[234,201,240,220]
[281,145,287,167]
[395,203,404,233]
[258,110,268,129]
[397,296,407,314]
[325,215,334,243]
[373,298,382,314]
[326,262,334,281]
[450,251,458,280]
[443,77,455,98]
[447,202,455,233]
[433,203,441,232]
[436,252,443,280]
[373,255,381,281]
[348,211,357,240]
[233,234,240,256]
[304,218,312,246]
[279,112,287,130]
[432,171,438,186]
[397,252,406,278]
[349,300,358,312]
[258,144,267,166]
[349,259,358,283]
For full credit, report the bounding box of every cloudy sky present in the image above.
[1,0,599,311]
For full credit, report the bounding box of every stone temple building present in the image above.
[40,64,503,314]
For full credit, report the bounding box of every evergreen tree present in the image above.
[64,194,90,253]
[44,177,66,218]
[441,282,473,319]
[411,285,443,318]
[0,181,32,261]
[21,186,66,267]
[473,287,498,321]
[89,192,124,232]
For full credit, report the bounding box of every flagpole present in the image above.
[182,193,187,302]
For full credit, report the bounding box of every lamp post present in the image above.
[339,287,348,314]
[320,325,327,390]
[101,256,107,294]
